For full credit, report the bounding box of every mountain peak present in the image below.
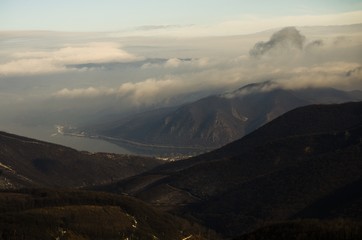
[222,80,279,98]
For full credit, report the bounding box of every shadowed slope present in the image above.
[99,102,362,237]
[0,131,164,189]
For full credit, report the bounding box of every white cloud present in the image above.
[54,78,186,106]
[55,87,116,98]
[164,58,182,68]
[53,26,362,105]
[0,59,67,76]
[0,42,142,76]
[117,78,184,105]
[142,57,212,69]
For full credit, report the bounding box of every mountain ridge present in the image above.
[84,83,362,154]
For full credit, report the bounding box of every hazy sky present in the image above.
[1,0,362,34]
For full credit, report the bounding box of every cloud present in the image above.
[0,42,142,76]
[136,25,188,31]
[0,59,67,76]
[116,78,184,105]
[249,27,306,57]
[55,87,115,98]
[53,65,240,107]
[245,26,362,88]
[53,78,186,106]
[53,29,362,106]
[277,62,362,89]
[142,57,211,69]
[164,58,183,68]
[222,61,362,98]
[346,66,362,77]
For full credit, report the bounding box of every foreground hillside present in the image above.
[234,219,362,240]
[0,189,217,240]
[0,131,163,189]
[99,102,362,237]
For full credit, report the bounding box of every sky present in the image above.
[0,0,361,151]
[1,0,362,34]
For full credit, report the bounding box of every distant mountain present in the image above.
[87,82,362,151]
[0,131,163,189]
[99,101,362,237]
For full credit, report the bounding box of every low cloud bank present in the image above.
[0,42,142,76]
[53,27,362,105]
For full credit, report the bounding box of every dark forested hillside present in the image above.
[0,189,217,240]
[0,131,164,189]
[99,102,362,237]
[234,219,362,240]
